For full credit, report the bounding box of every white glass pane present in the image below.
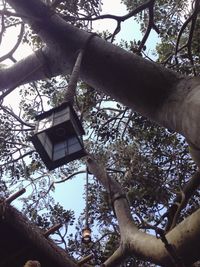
[77,135,83,145]
[70,116,81,135]
[38,132,46,145]
[54,141,67,152]
[44,142,53,159]
[38,132,53,159]
[54,107,69,118]
[68,136,78,146]
[35,121,39,133]
[54,116,66,126]
[68,142,81,154]
[53,147,67,161]
[46,135,52,148]
[38,116,52,132]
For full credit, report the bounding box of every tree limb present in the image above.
[87,156,200,266]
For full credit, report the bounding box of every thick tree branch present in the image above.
[0,54,45,100]
[3,0,180,118]
[87,156,200,266]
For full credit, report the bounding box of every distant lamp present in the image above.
[82,226,92,244]
[31,102,86,170]
[82,168,92,244]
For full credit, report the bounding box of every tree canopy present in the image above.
[0,0,200,266]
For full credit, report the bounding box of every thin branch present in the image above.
[63,49,84,104]
[0,63,43,101]
[164,171,200,232]
[0,150,34,167]
[175,1,199,56]
[138,0,157,52]
[66,0,155,23]
[55,170,86,184]
[0,105,34,128]
[0,22,24,63]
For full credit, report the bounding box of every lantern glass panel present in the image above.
[37,115,53,132]
[52,136,82,161]
[68,136,82,154]
[53,141,67,161]
[38,132,53,159]
[53,106,70,126]
[70,116,84,145]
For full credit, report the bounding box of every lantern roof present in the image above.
[35,102,85,135]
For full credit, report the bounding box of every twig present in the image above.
[0,150,34,167]
[0,22,24,63]
[5,188,26,204]
[164,172,200,232]
[78,254,93,266]
[0,63,43,101]
[44,223,62,237]
[0,105,34,128]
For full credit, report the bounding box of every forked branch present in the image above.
[87,156,200,266]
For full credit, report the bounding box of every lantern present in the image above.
[31,102,86,170]
[82,226,92,244]
[82,168,92,244]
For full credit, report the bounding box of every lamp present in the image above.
[31,102,86,170]
[82,226,92,244]
[82,168,92,244]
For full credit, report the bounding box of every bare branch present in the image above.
[0,105,34,128]
[0,22,24,63]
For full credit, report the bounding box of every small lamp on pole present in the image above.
[82,168,92,244]
[82,225,92,244]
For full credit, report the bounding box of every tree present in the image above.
[0,0,200,266]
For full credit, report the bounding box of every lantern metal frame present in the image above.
[31,102,86,170]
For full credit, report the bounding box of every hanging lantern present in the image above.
[31,102,86,170]
[82,225,92,244]
[82,168,92,244]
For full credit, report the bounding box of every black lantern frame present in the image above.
[31,102,86,170]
